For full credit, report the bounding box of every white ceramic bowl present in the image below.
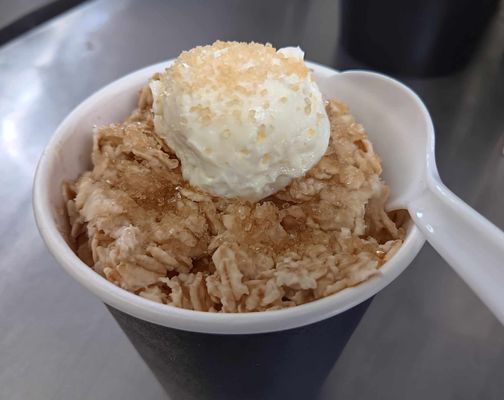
[33,61,426,334]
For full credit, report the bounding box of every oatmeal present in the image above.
[64,82,405,312]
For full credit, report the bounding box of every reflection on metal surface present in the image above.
[2,119,19,157]
[2,68,42,176]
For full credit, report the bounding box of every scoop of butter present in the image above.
[151,41,330,201]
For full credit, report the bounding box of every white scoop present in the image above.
[319,71,504,324]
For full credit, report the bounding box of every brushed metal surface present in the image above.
[0,1,502,399]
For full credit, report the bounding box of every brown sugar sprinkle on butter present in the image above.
[168,41,309,95]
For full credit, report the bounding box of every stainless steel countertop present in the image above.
[1,1,503,399]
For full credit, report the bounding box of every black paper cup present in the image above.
[108,300,371,400]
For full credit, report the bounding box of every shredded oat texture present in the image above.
[64,79,407,312]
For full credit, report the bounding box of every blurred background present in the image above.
[0,1,503,399]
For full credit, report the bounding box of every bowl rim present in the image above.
[33,60,426,334]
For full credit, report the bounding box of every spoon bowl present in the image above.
[319,71,431,210]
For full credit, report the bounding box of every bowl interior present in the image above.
[34,61,425,334]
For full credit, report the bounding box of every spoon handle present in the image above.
[407,180,504,324]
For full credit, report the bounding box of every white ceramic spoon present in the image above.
[319,70,504,325]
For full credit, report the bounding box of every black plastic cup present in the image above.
[108,300,371,400]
